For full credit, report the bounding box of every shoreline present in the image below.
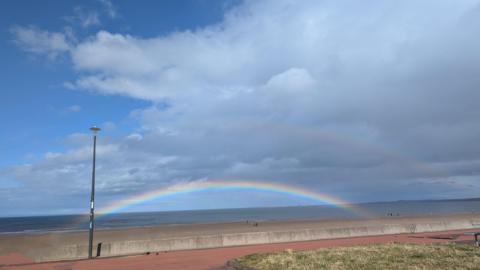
[2,211,479,236]
[1,213,479,262]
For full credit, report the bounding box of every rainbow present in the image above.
[97,180,370,217]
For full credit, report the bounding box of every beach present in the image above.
[1,213,479,266]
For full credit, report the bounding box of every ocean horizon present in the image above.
[1,198,479,234]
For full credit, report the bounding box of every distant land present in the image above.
[390,197,480,203]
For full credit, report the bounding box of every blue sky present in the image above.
[1,0,480,217]
[0,0,233,167]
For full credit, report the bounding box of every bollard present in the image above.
[96,242,102,257]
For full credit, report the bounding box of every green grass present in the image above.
[229,243,480,270]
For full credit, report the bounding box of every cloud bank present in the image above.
[6,0,480,214]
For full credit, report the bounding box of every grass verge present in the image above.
[228,243,480,270]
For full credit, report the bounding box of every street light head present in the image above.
[90,126,101,134]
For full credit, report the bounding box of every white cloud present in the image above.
[7,0,480,214]
[61,0,480,194]
[62,1,118,30]
[64,6,101,28]
[10,26,71,59]
[77,10,100,28]
[98,0,117,18]
[126,133,143,141]
[264,68,316,92]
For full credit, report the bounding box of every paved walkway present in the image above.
[1,229,477,270]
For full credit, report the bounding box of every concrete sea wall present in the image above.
[30,216,480,262]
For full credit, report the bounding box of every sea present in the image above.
[1,199,479,234]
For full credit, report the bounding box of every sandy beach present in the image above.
[1,213,479,266]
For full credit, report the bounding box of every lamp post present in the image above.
[88,126,100,259]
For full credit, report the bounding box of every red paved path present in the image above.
[1,229,477,270]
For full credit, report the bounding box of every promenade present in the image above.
[1,228,477,270]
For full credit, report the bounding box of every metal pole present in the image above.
[88,134,97,259]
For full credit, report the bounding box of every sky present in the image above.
[1,0,480,217]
